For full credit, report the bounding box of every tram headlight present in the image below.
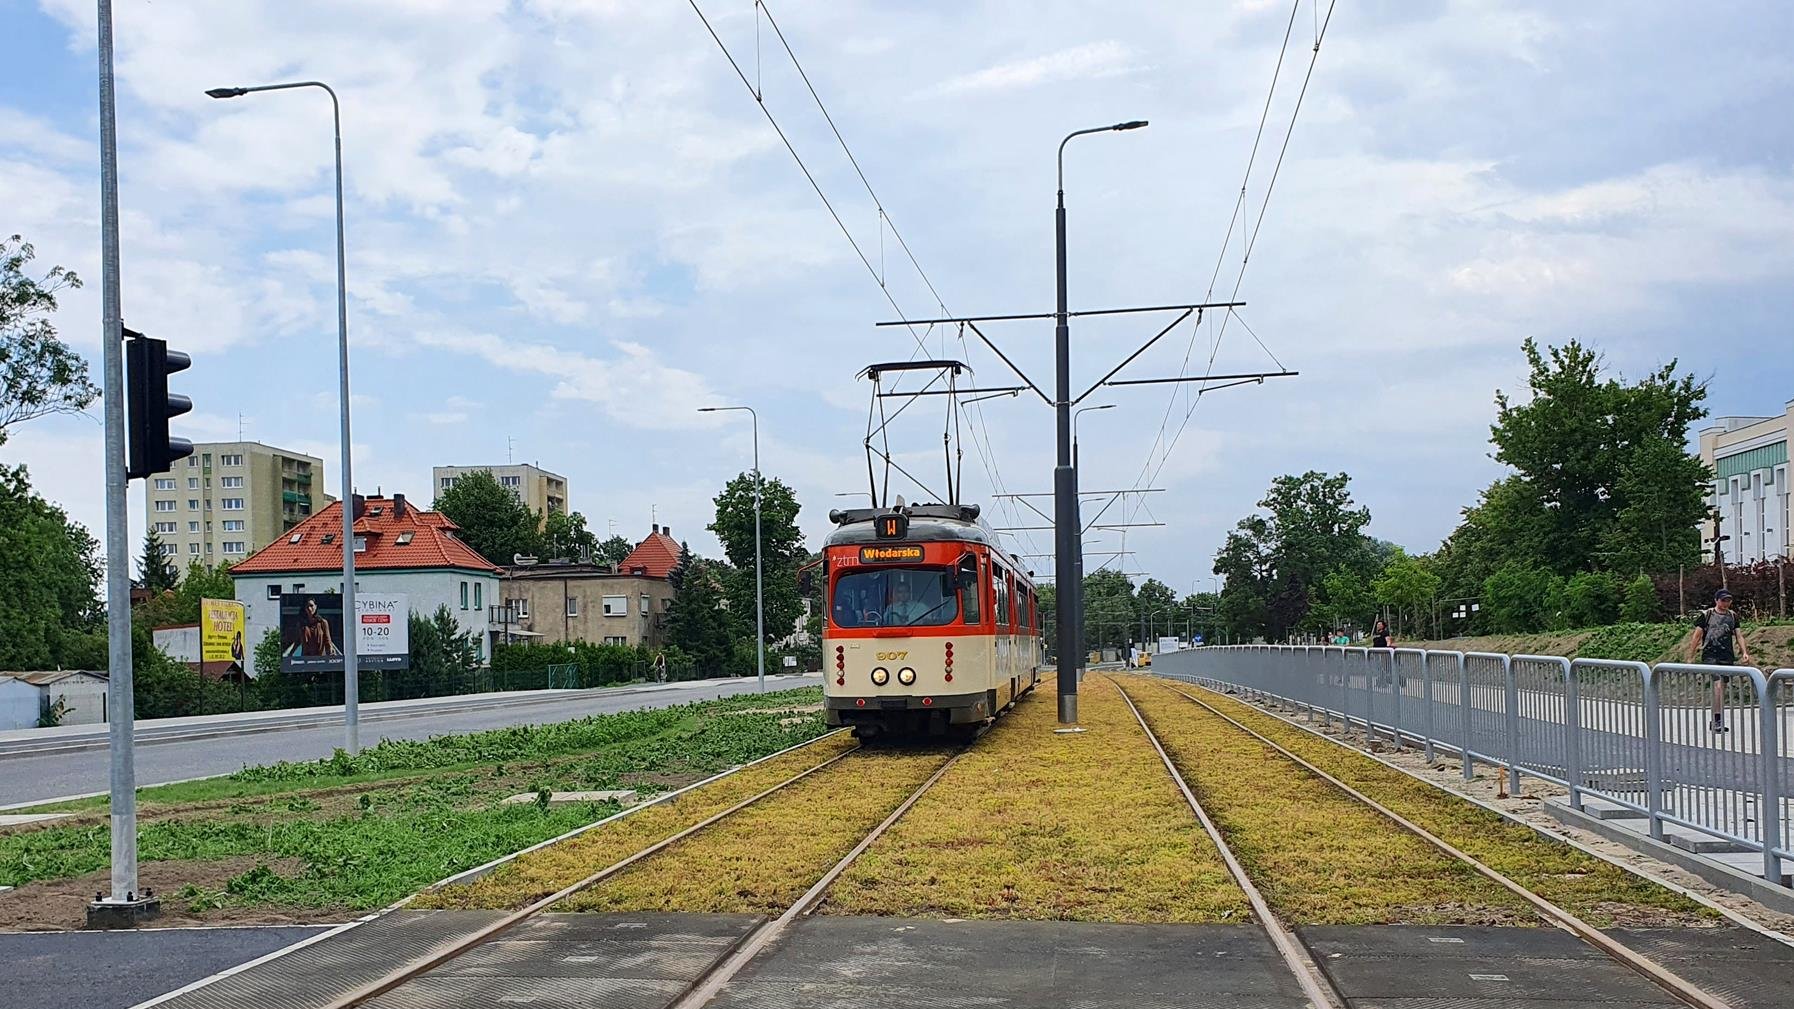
[870,667,890,686]
[897,667,917,686]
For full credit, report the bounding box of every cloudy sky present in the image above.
[4,0,1792,593]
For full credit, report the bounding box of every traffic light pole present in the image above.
[93,0,151,923]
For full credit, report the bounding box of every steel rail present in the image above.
[670,747,969,1008]
[1154,678,1735,1009]
[314,742,863,1009]
[1107,675,1347,1009]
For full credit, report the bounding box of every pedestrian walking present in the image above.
[1688,589,1753,733]
[1371,619,1393,649]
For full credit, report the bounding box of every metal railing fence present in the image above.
[1154,644,1793,886]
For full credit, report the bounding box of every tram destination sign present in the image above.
[860,544,924,563]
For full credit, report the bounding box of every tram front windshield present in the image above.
[832,566,959,628]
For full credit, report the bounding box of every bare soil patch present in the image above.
[0,857,351,932]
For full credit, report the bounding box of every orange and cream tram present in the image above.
[822,502,1042,738]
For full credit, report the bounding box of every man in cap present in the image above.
[1688,588,1753,733]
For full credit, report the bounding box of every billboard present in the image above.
[280,593,410,671]
[200,598,247,672]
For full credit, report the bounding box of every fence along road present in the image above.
[1154,645,1793,886]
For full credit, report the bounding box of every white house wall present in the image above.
[234,570,499,676]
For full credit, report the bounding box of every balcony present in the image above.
[283,490,311,505]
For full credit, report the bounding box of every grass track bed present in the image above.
[416,731,859,911]
[1155,677,1716,928]
[1122,678,1535,925]
[556,748,951,914]
[821,676,1249,923]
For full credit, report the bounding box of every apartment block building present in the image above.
[431,463,568,517]
[1699,399,1793,565]
[144,441,329,572]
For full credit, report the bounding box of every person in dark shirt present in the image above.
[1371,619,1392,649]
[1689,589,1752,733]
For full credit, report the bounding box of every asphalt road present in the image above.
[0,925,331,1009]
[1,674,819,807]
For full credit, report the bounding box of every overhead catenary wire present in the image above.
[1123,0,1335,527]
[685,0,1041,558]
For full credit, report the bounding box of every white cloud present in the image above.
[920,41,1142,98]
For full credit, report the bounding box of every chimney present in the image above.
[662,526,669,537]
[351,493,366,520]
[392,493,407,517]
[652,523,659,535]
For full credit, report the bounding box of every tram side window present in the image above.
[958,555,981,626]
[990,564,1008,633]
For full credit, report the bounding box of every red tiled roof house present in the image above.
[230,493,503,670]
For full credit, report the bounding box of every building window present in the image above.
[154,478,176,490]
[473,582,482,609]
[221,453,244,466]
[154,500,176,512]
[500,475,522,488]
[189,542,201,555]
[222,498,245,510]
[509,597,530,618]
[160,543,177,557]
[221,476,244,489]
[353,535,367,552]
[188,477,199,489]
[460,582,469,609]
[640,594,650,617]
[440,477,455,489]
[187,457,198,467]
[267,585,282,599]
[153,521,176,533]
[188,499,200,510]
[566,596,579,617]
[223,520,244,532]
[603,636,628,646]
[222,541,246,554]
[188,521,200,533]
[603,595,628,617]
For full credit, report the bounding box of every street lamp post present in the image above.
[700,406,763,692]
[1071,404,1113,682]
[1053,121,1146,725]
[206,80,360,751]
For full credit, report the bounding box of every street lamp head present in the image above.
[1113,120,1149,131]
[696,407,719,413]
[204,87,248,99]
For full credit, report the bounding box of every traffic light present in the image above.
[124,326,194,479]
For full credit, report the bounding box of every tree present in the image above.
[1372,550,1441,636]
[1620,573,1658,623]
[1563,570,1621,628]
[708,472,805,646]
[664,543,734,674]
[1601,439,1708,576]
[540,509,599,561]
[1,235,97,445]
[1316,567,1374,634]
[1081,569,1137,652]
[594,534,633,568]
[1213,472,1375,641]
[1482,338,1708,576]
[0,463,102,669]
[134,559,235,631]
[408,604,483,682]
[1480,562,1564,633]
[432,469,543,564]
[138,529,179,593]
[1136,578,1178,639]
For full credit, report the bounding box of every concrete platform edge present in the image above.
[1543,797,1794,917]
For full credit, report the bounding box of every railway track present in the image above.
[298,734,971,1009]
[1111,673,1737,1009]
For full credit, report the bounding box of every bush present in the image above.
[1563,571,1619,628]
[1620,574,1658,623]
